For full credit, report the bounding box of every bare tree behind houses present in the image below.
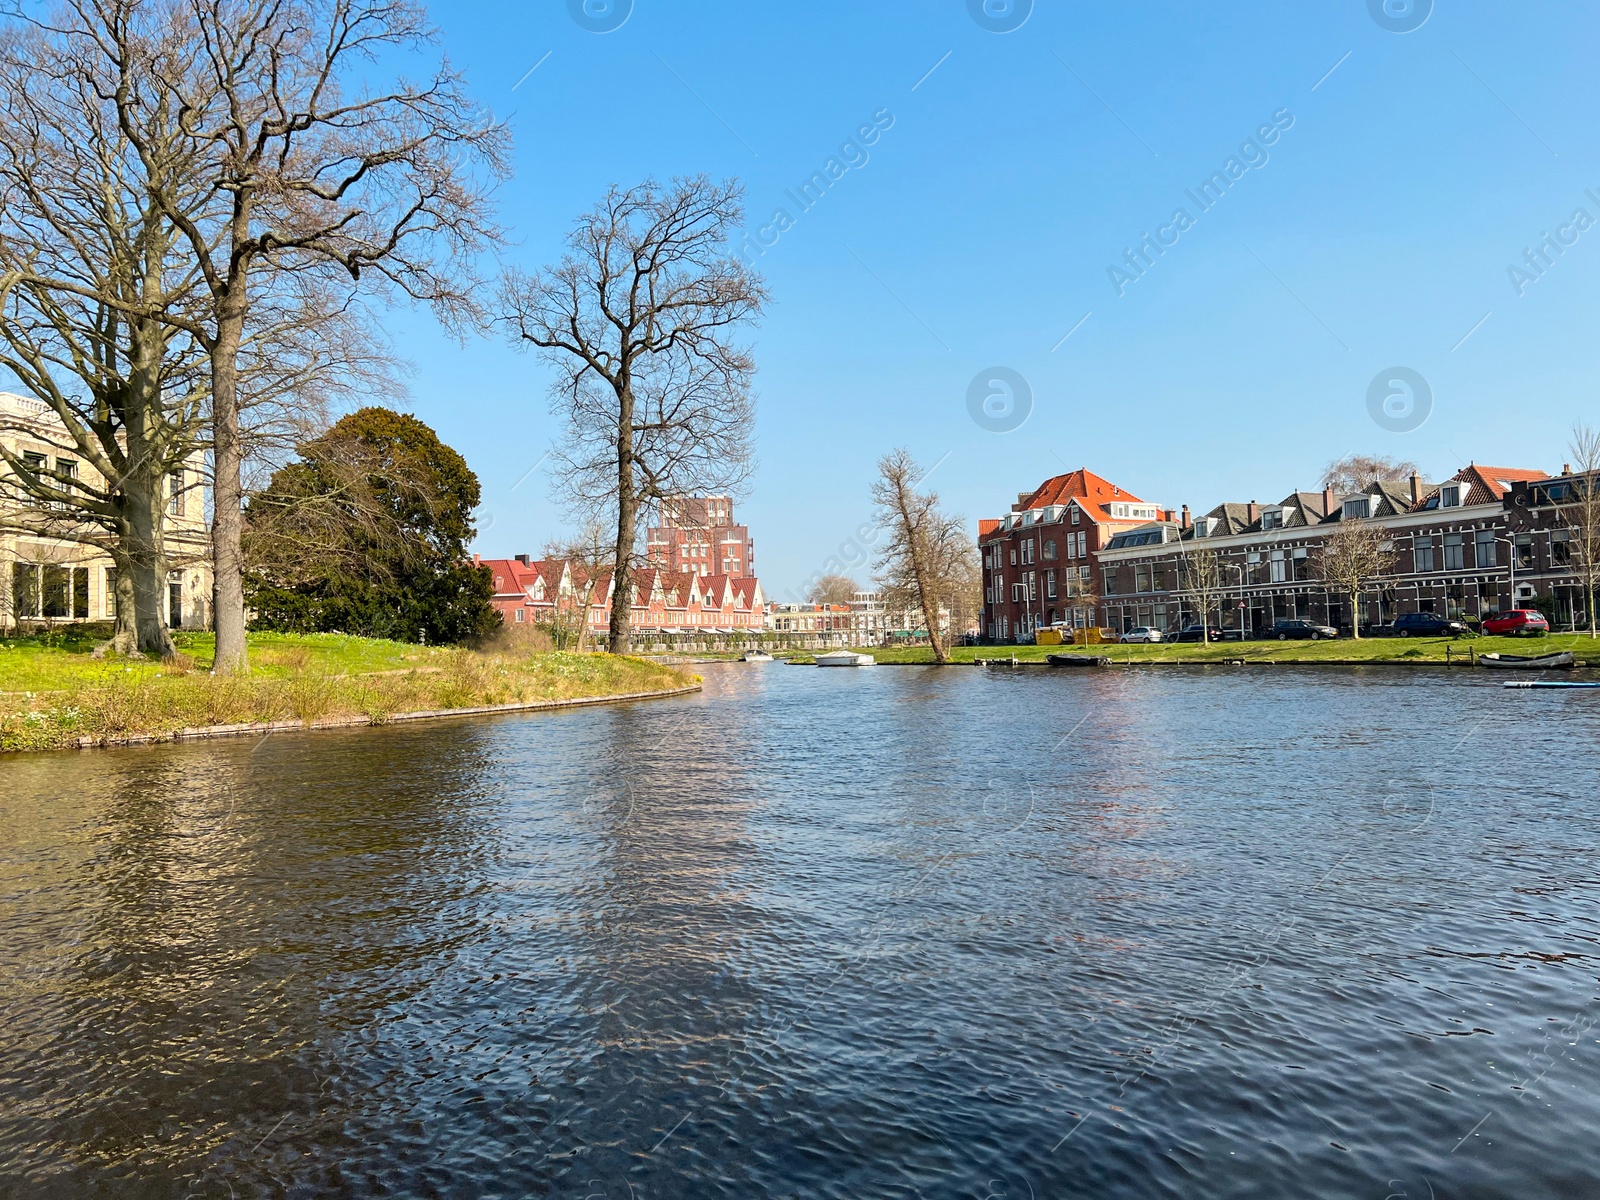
[542,517,613,653]
[807,574,858,607]
[504,177,765,655]
[871,448,975,665]
[1176,545,1223,643]
[1320,454,1419,494]
[60,0,508,674]
[1314,519,1396,639]
[1567,422,1600,637]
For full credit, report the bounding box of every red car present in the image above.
[1481,609,1549,637]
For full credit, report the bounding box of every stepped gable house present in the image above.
[479,555,766,637]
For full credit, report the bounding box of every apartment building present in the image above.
[978,467,1173,642]
[481,554,766,635]
[645,494,756,579]
[1,392,210,632]
[1094,464,1560,635]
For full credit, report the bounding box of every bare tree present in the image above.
[1566,422,1600,638]
[59,0,509,674]
[1320,454,1419,494]
[505,177,765,655]
[542,518,613,653]
[807,574,858,606]
[1314,520,1396,639]
[1175,544,1223,643]
[871,448,975,665]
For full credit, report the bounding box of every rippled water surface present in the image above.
[3,663,1600,1198]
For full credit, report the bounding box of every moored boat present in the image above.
[815,650,875,667]
[741,649,773,662]
[1046,653,1110,668]
[1478,651,1575,670]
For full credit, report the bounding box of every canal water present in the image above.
[2,663,1598,1199]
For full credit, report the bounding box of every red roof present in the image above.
[1017,467,1146,523]
[1450,464,1547,502]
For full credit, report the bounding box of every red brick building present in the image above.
[646,495,755,579]
[978,468,1173,641]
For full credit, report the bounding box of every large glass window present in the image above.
[1442,534,1465,570]
[43,565,70,617]
[12,563,39,618]
[1474,530,1496,567]
[1414,536,1435,573]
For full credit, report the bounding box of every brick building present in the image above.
[1092,463,1571,636]
[977,467,1173,642]
[646,495,755,579]
[480,554,766,637]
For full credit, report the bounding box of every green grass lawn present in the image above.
[0,625,696,753]
[802,632,1600,666]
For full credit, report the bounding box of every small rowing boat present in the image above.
[815,650,875,667]
[741,649,773,662]
[1046,653,1110,668]
[1478,651,1575,670]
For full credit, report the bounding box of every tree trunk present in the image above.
[210,310,249,674]
[900,495,946,665]
[1349,587,1362,639]
[609,385,635,656]
[107,546,140,655]
[127,488,174,658]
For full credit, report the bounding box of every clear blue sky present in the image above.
[364,2,1598,598]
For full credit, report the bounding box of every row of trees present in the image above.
[0,0,504,669]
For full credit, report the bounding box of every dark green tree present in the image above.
[244,408,497,644]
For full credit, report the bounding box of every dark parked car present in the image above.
[1393,612,1472,638]
[1480,609,1550,637]
[1269,618,1339,640]
[1173,624,1227,642]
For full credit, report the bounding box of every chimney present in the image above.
[1180,504,1191,530]
[1322,486,1334,516]
[1563,462,1572,475]
[1409,472,1421,505]
[515,553,530,565]
[1247,500,1259,525]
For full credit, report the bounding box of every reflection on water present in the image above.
[3,664,1599,1198]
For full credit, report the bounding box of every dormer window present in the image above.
[1342,496,1373,519]
[1261,508,1283,530]
[1440,484,1463,507]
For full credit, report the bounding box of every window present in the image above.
[1071,507,1080,526]
[1021,539,1034,565]
[1342,496,1372,519]
[1261,509,1282,530]
[1134,564,1152,593]
[12,563,39,618]
[1076,532,1087,558]
[1474,530,1496,567]
[168,574,182,629]
[1292,547,1309,581]
[168,470,186,516]
[1103,568,1118,596]
[1443,534,1464,571]
[1440,484,1463,508]
[1552,531,1571,565]
[56,458,77,499]
[1043,539,1057,560]
[1046,569,1057,599]
[1009,549,1017,566]
[1414,536,1435,573]
[514,608,525,622]
[1269,550,1287,583]
[1011,583,1022,603]
[105,566,118,618]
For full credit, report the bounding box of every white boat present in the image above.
[741,649,773,662]
[815,650,875,667]
[1478,651,1575,670]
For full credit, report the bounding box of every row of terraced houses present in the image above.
[978,461,1595,642]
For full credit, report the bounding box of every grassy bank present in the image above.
[793,632,1600,666]
[0,627,696,753]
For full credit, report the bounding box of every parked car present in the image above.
[1393,612,1472,638]
[1269,618,1340,640]
[1481,609,1550,637]
[1120,626,1163,643]
[1173,624,1227,643]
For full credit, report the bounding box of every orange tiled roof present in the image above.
[1019,467,1146,523]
